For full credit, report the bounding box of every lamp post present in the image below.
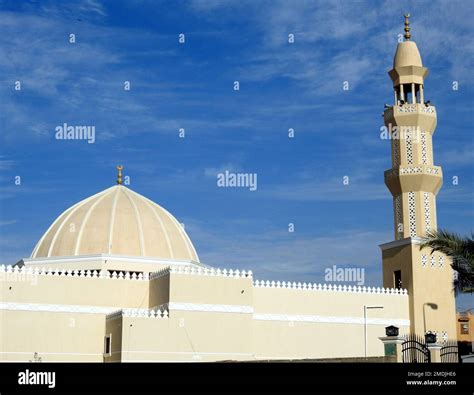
[364,305,384,358]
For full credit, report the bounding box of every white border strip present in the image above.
[0,302,254,316]
[0,302,410,327]
[0,302,116,315]
[253,313,409,326]
[167,302,254,314]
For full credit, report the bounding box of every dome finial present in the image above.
[404,13,411,41]
[116,165,123,185]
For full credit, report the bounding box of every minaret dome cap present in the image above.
[393,14,423,68]
[393,41,423,68]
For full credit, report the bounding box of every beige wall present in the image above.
[253,321,382,359]
[0,310,104,362]
[252,286,409,359]
[253,286,408,317]
[0,266,411,362]
[169,273,253,305]
[149,274,170,308]
[104,316,123,362]
[382,240,456,339]
[1,271,150,309]
[115,312,253,362]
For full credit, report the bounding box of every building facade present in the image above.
[457,312,473,357]
[0,16,457,362]
[0,183,410,362]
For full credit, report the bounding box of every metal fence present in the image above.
[401,334,431,363]
[440,340,459,363]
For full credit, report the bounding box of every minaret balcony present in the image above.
[386,165,442,177]
[384,103,437,135]
[384,165,443,196]
[384,103,436,117]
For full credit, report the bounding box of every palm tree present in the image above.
[419,229,474,294]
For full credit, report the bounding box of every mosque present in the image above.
[0,16,456,362]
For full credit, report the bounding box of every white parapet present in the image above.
[0,265,149,281]
[106,307,169,320]
[149,265,253,280]
[253,279,408,295]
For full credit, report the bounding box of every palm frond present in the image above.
[419,229,473,267]
[419,229,474,294]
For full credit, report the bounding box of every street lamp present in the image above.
[364,305,384,358]
[385,325,399,337]
[425,331,437,344]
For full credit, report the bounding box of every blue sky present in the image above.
[0,0,472,311]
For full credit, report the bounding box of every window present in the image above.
[394,270,402,289]
[460,323,469,335]
[104,335,112,356]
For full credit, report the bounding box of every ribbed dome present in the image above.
[31,185,199,261]
[393,41,423,68]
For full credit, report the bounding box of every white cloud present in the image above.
[188,0,474,92]
[204,163,241,178]
[438,147,473,168]
[260,177,387,202]
[0,220,17,226]
[0,158,15,171]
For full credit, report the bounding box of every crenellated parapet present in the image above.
[149,265,253,280]
[106,308,169,320]
[0,265,150,281]
[1,264,254,283]
[253,279,407,295]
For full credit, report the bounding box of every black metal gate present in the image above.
[440,340,459,363]
[402,334,431,363]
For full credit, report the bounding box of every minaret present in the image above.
[380,15,456,340]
